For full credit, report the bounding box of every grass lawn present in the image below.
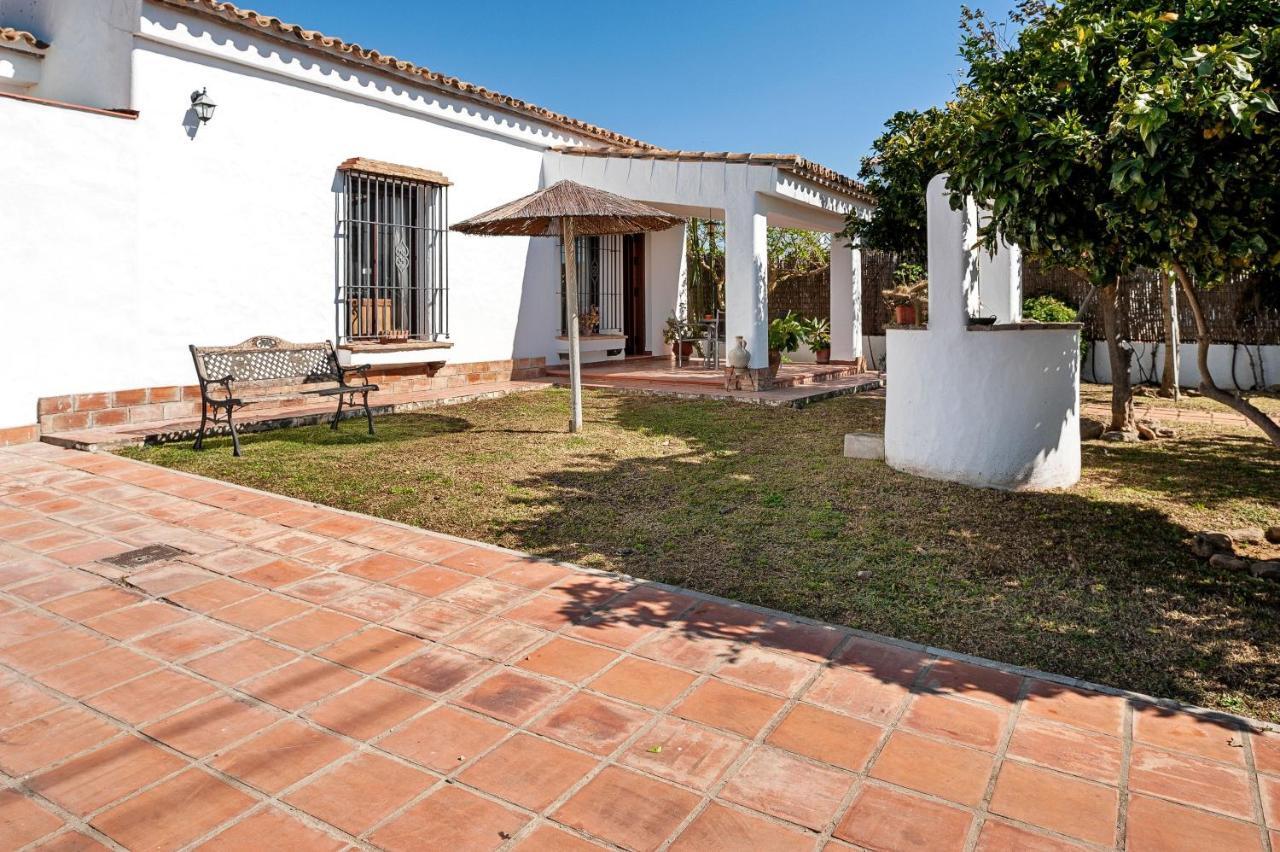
[120,388,1280,721]
[1080,381,1280,416]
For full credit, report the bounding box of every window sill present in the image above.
[554,334,626,341]
[339,340,454,353]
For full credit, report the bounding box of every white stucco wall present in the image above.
[0,3,598,429]
[883,175,1080,491]
[1082,341,1280,391]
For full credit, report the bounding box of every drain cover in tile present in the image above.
[103,544,190,570]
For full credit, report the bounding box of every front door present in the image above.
[622,234,646,356]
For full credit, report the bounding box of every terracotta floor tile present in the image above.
[901,693,1007,750]
[387,600,476,639]
[1006,717,1123,784]
[0,629,111,673]
[490,559,573,589]
[870,729,994,806]
[211,593,309,631]
[263,608,362,650]
[510,824,604,852]
[331,585,421,622]
[380,705,508,772]
[441,578,532,614]
[253,529,331,557]
[715,646,819,696]
[284,752,433,837]
[919,658,1022,708]
[0,706,121,775]
[590,657,695,708]
[30,735,186,816]
[505,594,588,631]
[211,719,352,793]
[344,523,422,552]
[132,618,241,661]
[1127,743,1256,820]
[143,694,280,758]
[670,802,815,851]
[295,539,372,569]
[241,656,362,711]
[553,765,700,852]
[385,645,491,695]
[460,732,597,810]
[518,637,618,683]
[674,679,784,738]
[755,619,845,662]
[341,552,422,582]
[41,586,143,621]
[449,618,548,662]
[91,768,255,850]
[197,806,346,851]
[976,819,1091,851]
[317,626,425,673]
[1131,704,1247,766]
[47,538,133,566]
[387,564,471,597]
[281,573,369,604]
[721,746,854,830]
[0,676,64,727]
[36,645,158,697]
[456,670,569,725]
[1264,775,1279,828]
[370,784,529,852]
[988,761,1118,846]
[82,600,188,639]
[389,533,471,564]
[532,692,651,755]
[834,785,973,851]
[1126,793,1263,852]
[306,678,431,739]
[87,668,218,725]
[185,637,297,685]
[234,558,317,590]
[622,715,747,790]
[126,561,217,596]
[1254,729,1280,775]
[1021,679,1126,736]
[304,513,379,540]
[766,702,883,772]
[438,545,524,576]
[167,578,257,613]
[0,789,64,848]
[11,571,108,603]
[0,610,61,647]
[804,666,912,724]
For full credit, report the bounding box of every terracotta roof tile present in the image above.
[0,27,49,51]
[153,0,656,150]
[338,157,451,186]
[551,146,873,205]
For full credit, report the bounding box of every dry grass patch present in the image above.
[121,388,1280,721]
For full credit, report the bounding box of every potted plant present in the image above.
[767,311,804,378]
[800,316,832,364]
[883,262,927,326]
[662,312,695,359]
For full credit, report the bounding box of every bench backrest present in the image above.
[190,336,339,386]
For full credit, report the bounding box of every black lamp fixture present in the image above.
[190,87,216,123]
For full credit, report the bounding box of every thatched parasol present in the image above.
[452,180,683,432]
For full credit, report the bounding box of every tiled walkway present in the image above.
[0,444,1277,852]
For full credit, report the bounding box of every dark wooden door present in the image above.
[622,234,646,356]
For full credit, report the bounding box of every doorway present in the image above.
[622,234,646,356]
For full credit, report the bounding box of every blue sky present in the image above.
[248,0,1018,177]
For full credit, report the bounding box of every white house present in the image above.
[0,0,873,445]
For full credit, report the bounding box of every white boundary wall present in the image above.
[1082,341,1279,390]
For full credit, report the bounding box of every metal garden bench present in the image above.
[189,335,377,456]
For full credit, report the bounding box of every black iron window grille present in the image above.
[338,171,448,342]
[559,234,623,335]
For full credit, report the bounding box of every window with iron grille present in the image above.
[338,169,449,342]
[559,235,623,335]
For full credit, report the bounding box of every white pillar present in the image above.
[725,194,769,368]
[978,227,1023,323]
[829,237,863,362]
[926,173,980,337]
[646,223,687,355]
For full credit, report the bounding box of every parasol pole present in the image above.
[562,216,583,432]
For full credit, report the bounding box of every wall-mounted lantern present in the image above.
[190,88,216,123]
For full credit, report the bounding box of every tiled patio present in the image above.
[545,358,884,408]
[0,443,1277,852]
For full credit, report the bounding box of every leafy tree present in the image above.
[947,0,1280,444]
[844,109,951,263]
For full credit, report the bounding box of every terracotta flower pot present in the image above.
[768,350,782,378]
[672,341,694,359]
[815,348,831,364]
[893,304,917,326]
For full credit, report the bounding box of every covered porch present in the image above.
[544,147,875,389]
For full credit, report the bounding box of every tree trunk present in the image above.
[1098,277,1136,433]
[1172,261,1280,447]
[563,217,583,433]
[1158,271,1180,399]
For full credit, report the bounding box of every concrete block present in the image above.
[844,432,885,460]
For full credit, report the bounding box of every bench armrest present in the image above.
[337,363,371,386]
[198,375,236,402]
